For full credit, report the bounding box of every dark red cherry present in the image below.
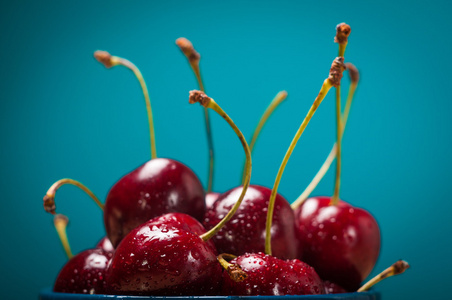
[221,252,324,295]
[104,158,205,248]
[323,280,347,294]
[203,185,298,259]
[294,196,381,291]
[106,213,222,296]
[54,248,112,294]
[96,237,114,253]
[205,192,220,210]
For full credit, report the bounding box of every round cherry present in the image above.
[294,196,381,291]
[221,252,325,295]
[54,248,112,294]
[104,158,205,248]
[204,185,298,259]
[105,213,222,296]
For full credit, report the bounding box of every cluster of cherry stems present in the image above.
[44,23,409,296]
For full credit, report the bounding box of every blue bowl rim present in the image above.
[39,288,380,299]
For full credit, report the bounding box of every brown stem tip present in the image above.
[328,57,347,87]
[390,260,410,277]
[176,38,200,63]
[94,50,114,68]
[345,62,359,83]
[189,90,211,107]
[334,23,351,45]
[43,194,56,214]
[228,264,248,282]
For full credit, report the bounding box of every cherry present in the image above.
[53,248,112,294]
[94,51,206,248]
[106,90,253,296]
[219,253,325,295]
[203,185,298,259]
[292,24,381,291]
[105,214,222,295]
[104,158,206,248]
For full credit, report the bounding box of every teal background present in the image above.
[1,0,450,299]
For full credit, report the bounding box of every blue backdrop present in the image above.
[1,1,450,299]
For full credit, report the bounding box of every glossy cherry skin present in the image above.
[203,185,298,259]
[106,213,222,296]
[294,196,381,291]
[222,252,324,295]
[104,158,205,248]
[54,248,112,294]
[96,237,114,253]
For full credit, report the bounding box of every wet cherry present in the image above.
[96,237,114,253]
[105,214,221,295]
[220,253,324,295]
[53,248,112,294]
[294,196,381,291]
[104,158,205,248]
[203,185,298,259]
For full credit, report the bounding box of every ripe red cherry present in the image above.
[105,213,222,296]
[294,196,381,291]
[104,158,205,248]
[53,248,112,294]
[221,252,324,295]
[203,185,298,259]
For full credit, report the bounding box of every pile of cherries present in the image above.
[43,24,408,297]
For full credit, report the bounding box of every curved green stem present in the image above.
[188,91,251,242]
[43,178,103,214]
[358,260,410,292]
[241,91,287,183]
[94,51,157,159]
[265,79,333,255]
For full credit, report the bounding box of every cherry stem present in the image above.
[241,91,288,183]
[357,260,410,292]
[43,178,103,214]
[217,253,248,282]
[291,63,359,209]
[330,85,343,205]
[94,51,157,159]
[53,214,73,259]
[188,91,252,242]
[265,57,346,256]
[330,23,351,206]
[176,38,215,193]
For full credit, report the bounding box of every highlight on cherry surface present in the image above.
[94,50,157,159]
[43,178,103,214]
[176,37,215,193]
[265,56,346,255]
[358,260,410,292]
[53,214,73,259]
[291,62,360,209]
[188,90,252,241]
